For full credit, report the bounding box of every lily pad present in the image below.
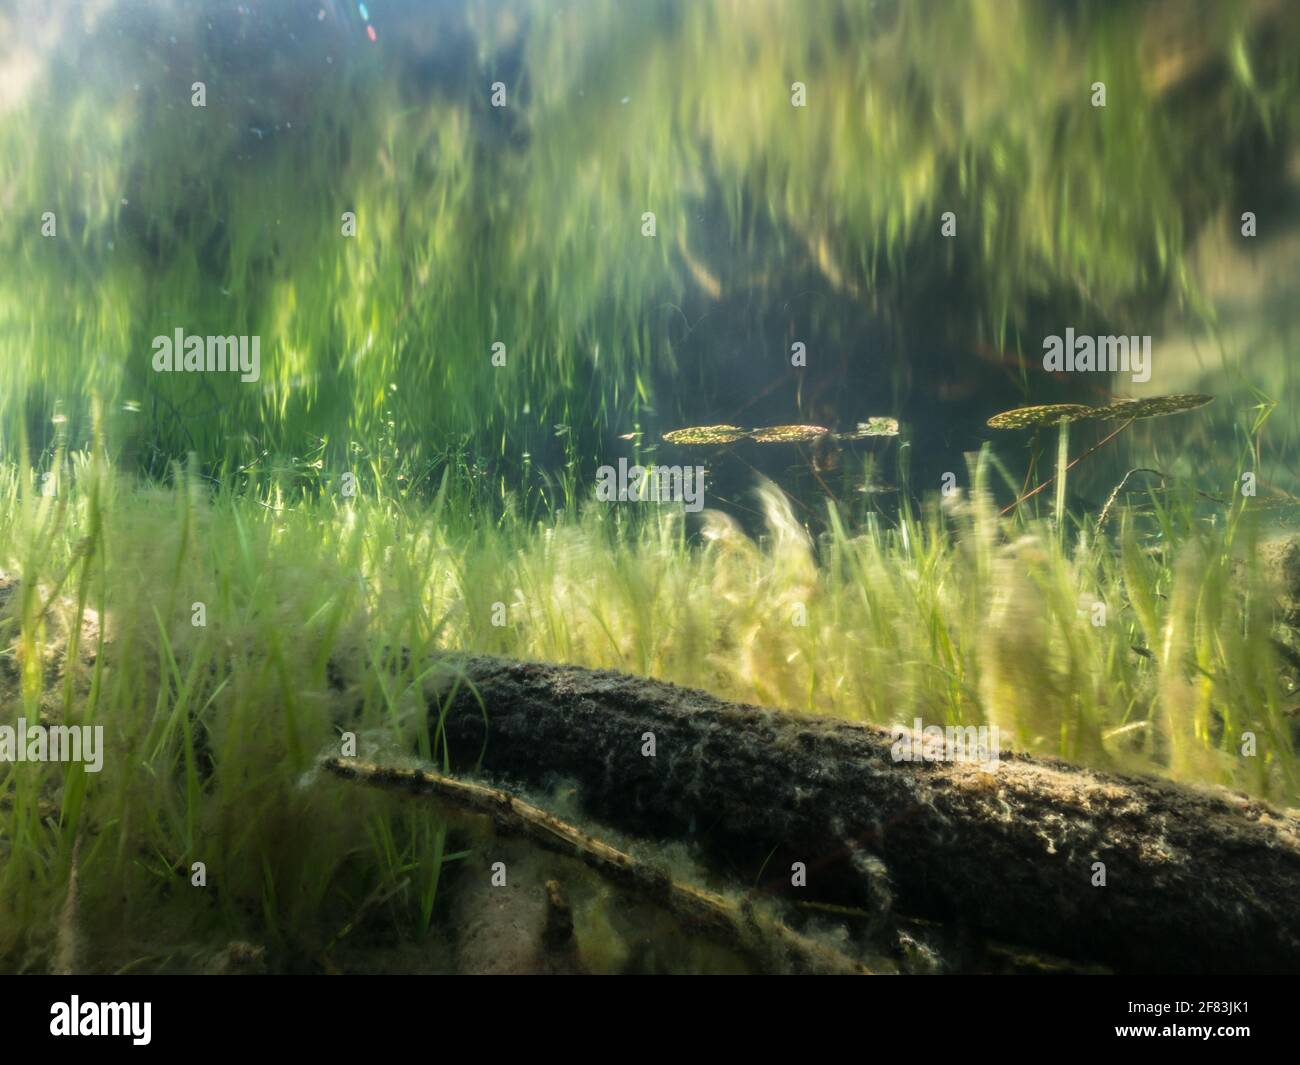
[749,424,832,444]
[662,425,749,446]
[1089,394,1214,420]
[836,416,900,440]
[986,404,1095,430]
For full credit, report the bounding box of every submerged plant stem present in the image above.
[324,757,870,975]
[1001,418,1136,517]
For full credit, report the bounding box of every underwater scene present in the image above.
[2,0,1300,984]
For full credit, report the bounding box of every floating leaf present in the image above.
[986,404,1095,429]
[749,424,832,444]
[662,424,748,446]
[1089,394,1214,420]
[836,416,900,440]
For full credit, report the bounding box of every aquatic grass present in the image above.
[0,447,1297,970]
[0,461,458,968]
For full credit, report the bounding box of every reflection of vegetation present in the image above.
[2,0,1297,485]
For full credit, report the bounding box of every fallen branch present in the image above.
[424,654,1300,974]
[324,757,870,975]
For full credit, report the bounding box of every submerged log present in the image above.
[427,654,1300,974]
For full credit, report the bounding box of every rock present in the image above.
[1261,535,1300,627]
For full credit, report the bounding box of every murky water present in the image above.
[2,0,1299,978]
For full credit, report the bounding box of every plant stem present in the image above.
[1001,418,1136,517]
[1054,418,1070,537]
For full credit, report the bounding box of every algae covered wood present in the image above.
[427,654,1300,974]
